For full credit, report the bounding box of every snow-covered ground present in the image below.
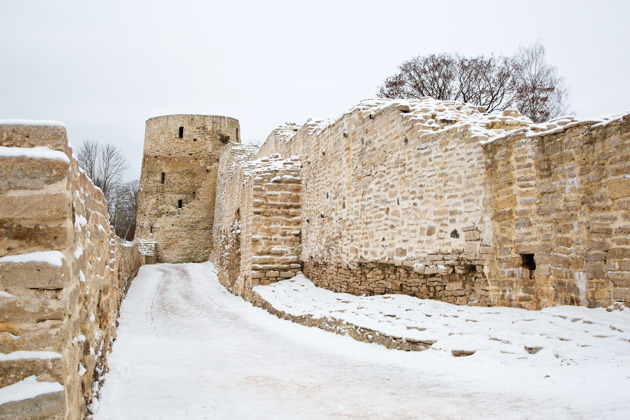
[94,262,630,419]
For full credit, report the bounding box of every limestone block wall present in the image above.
[211,152,302,298]
[251,99,531,305]
[255,123,301,159]
[0,121,142,419]
[212,143,259,243]
[484,114,630,309]
[255,120,330,161]
[211,144,257,293]
[136,115,239,263]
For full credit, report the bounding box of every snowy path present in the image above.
[94,262,630,419]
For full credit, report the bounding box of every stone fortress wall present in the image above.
[1,99,625,419]
[135,98,629,310]
[484,115,630,307]
[136,115,240,263]
[202,98,630,310]
[0,122,142,419]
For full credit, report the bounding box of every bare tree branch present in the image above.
[76,141,135,239]
[377,42,569,122]
[77,140,99,182]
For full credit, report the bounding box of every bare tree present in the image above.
[77,141,133,235]
[377,42,569,121]
[77,140,99,182]
[77,141,128,197]
[378,54,458,101]
[111,180,139,241]
[98,143,128,200]
[513,42,568,123]
[455,55,517,113]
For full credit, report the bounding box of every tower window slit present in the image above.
[179,126,184,138]
[161,172,165,184]
[178,199,183,209]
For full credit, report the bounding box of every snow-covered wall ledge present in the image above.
[0,121,143,419]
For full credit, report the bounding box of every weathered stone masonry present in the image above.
[484,115,630,308]
[211,151,302,299]
[136,115,240,263]
[137,99,629,312]
[207,99,630,310]
[0,122,142,419]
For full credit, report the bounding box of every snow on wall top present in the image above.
[264,98,534,149]
[263,123,302,145]
[137,241,157,256]
[485,110,630,145]
[0,145,70,163]
[0,376,64,405]
[225,144,260,169]
[240,153,301,183]
[0,119,66,127]
[266,98,630,150]
[0,251,65,267]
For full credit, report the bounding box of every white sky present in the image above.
[1,0,629,181]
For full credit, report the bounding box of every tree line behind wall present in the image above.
[77,140,138,241]
[377,42,568,123]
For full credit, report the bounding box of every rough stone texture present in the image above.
[208,98,629,310]
[0,357,63,387]
[303,260,489,306]
[136,115,240,263]
[211,145,258,294]
[249,99,528,304]
[484,115,630,308]
[0,122,143,419]
[0,389,65,420]
[212,152,302,299]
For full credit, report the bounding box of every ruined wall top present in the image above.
[255,98,534,161]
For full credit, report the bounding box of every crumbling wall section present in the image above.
[211,145,257,294]
[0,121,142,419]
[211,152,301,299]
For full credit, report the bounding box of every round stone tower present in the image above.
[136,114,240,263]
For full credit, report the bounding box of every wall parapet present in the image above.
[0,121,142,419]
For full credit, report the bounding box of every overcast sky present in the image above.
[1,0,629,181]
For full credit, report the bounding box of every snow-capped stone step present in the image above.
[0,376,64,420]
[0,251,69,290]
[0,351,63,388]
